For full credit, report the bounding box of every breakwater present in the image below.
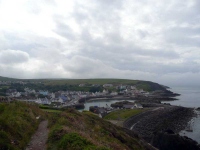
[123,105,195,142]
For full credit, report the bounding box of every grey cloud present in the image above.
[1,0,200,87]
[0,50,29,64]
[0,31,38,49]
[154,0,200,24]
[53,18,77,40]
[62,55,156,80]
[137,30,150,39]
[157,72,200,87]
[25,0,56,14]
[150,61,200,74]
[164,27,200,47]
[72,0,122,30]
[63,56,108,77]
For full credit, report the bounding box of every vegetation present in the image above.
[135,81,167,92]
[0,76,17,81]
[103,109,144,120]
[0,102,47,150]
[43,79,139,86]
[41,109,62,113]
[0,76,169,93]
[0,101,150,150]
[110,101,134,108]
[47,109,146,150]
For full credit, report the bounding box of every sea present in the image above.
[83,87,200,143]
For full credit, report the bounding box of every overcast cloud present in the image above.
[0,0,200,87]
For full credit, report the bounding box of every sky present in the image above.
[0,0,200,87]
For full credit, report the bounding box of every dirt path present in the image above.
[26,120,49,150]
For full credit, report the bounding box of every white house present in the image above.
[134,103,143,108]
[36,98,51,105]
[110,92,118,96]
[51,93,55,99]
[103,84,113,88]
[12,92,21,97]
[123,104,135,109]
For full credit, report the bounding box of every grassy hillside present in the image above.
[0,76,18,81]
[29,79,168,92]
[47,109,146,150]
[0,102,47,150]
[103,109,144,120]
[0,75,168,92]
[42,78,139,86]
[0,102,155,150]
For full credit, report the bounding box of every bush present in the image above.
[0,131,14,150]
[58,133,93,150]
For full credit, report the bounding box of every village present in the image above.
[0,82,153,110]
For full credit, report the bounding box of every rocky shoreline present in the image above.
[123,104,200,149]
[124,105,195,142]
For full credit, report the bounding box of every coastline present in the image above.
[123,104,195,142]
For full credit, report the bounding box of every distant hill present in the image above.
[0,76,168,92]
[0,76,18,81]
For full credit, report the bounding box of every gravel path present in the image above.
[26,120,49,150]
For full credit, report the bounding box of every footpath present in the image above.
[26,120,49,150]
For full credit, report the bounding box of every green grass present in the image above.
[136,83,151,91]
[1,76,167,92]
[103,109,144,120]
[0,76,17,81]
[39,104,50,108]
[42,79,140,86]
[0,102,47,150]
[41,109,62,113]
[47,109,146,150]
[0,102,147,150]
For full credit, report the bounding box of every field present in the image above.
[103,109,144,120]
[39,105,62,113]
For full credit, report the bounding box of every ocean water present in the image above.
[83,99,135,111]
[163,87,200,108]
[163,87,200,143]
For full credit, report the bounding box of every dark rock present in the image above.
[196,107,200,111]
[163,129,175,134]
[150,131,200,150]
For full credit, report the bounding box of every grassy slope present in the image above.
[103,109,144,120]
[0,76,17,81]
[34,79,167,91]
[0,102,47,150]
[47,109,146,150]
[0,102,150,150]
[0,75,167,92]
[42,78,139,86]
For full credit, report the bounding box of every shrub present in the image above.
[58,133,93,150]
[0,131,14,150]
